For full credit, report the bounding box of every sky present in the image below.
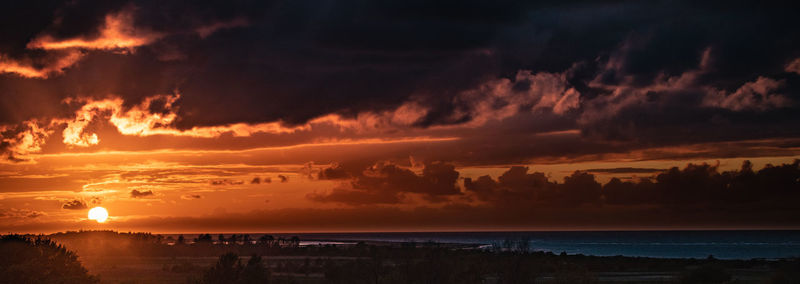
[1,0,799,233]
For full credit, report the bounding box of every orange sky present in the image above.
[1,120,798,233]
[2,1,800,233]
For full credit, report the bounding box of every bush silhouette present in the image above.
[680,264,731,284]
[199,253,270,284]
[0,234,97,284]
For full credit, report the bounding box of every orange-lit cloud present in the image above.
[27,9,161,52]
[0,120,52,162]
[1,8,158,79]
[181,194,202,200]
[61,199,88,210]
[49,92,459,151]
[1,8,160,79]
[56,93,317,148]
[0,51,83,78]
[0,208,45,219]
[130,189,154,198]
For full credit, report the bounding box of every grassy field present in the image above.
[79,255,783,283]
[4,231,794,284]
[82,256,349,284]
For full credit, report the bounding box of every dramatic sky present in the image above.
[1,0,800,233]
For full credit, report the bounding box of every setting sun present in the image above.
[3,1,800,283]
[87,207,109,223]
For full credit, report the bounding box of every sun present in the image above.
[88,207,109,223]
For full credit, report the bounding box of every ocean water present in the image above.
[282,230,800,260]
[169,230,800,259]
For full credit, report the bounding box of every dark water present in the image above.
[289,230,800,259]
[171,230,800,260]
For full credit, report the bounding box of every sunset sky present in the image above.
[1,1,799,233]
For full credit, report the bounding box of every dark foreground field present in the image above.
[2,231,799,283]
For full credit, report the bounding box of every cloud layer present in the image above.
[1,0,800,231]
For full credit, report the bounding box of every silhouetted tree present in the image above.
[258,235,275,247]
[290,236,300,248]
[241,255,269,283]
[202,253,241,283]
[0,234,98,283]
[195,234,213,243]
[199,253,270,284]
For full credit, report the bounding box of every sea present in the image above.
[167,230,800,260]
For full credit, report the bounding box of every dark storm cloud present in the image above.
[0,0,531,125]
[308,162,460,205]
[1,0,800,163]
[464,167,602,207]
[129,189,154,198]
[602,160,800,206]
[462,160,800,211]
[317,164,350,180]
[62,199,88,210]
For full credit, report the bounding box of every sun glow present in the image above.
[87,207,109,223]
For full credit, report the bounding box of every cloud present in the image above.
[0,120,51,162]
[573,42,800,146]
[0,6,159,79]
[602,160,800,206]
[317,164,350,180]
[181,194,203,200]
[54,94,315,149]
[277,175,288,183]
[2,160,799,232]
[130,189,154,198]
[703,77,791,111]
[0,208,45,219]
[210,179,244,186]
[0,51,84,78]
[786,58,800,75]
[0,0,798,169]
[463,160,800,213]
[195,17,249,38]
[27,9,161,52]
[57,94,181,147]
[62,199,88,210]
[307,184,401,205]
[308,162,460,205]
[464,167,602,207]
[434,70,580,127]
